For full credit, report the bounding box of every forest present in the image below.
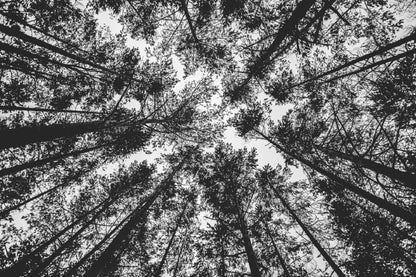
[0,0,415,276]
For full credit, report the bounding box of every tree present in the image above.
[2,0,416,276]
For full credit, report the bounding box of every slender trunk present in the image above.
[0,41,103,80]
[268,184,346,277]
[263,222,291,277]
[0,165,93,218]
[0,41,74,70]
[346,197,416,244]
[290,32,416,89]
[0,182,66,218]
[0,11,89,55]
[219,237,226,277]
[0,120,119,150]
[244,0,335,52]
[26,199,114,277]
[0,143,107,178]
[249,0,316,77]
[155,202,188,277]
[317,146,416,189]
[0,23,115,74]
[329,7,351,26]
[255,129,416,226]
[0,105,103,115]
[179,0,200,49]
[84,159,186,277]
[0,62,55,80]
[234,197,261,277]
[172,227,189,277]
[1,198,111,277]
[324,48,416,83]
[83,190,158,277]
[342,200,416,268]
[62,210,134,277]
[275,0,337,58]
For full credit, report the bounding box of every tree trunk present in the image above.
[248,0,316,77]
[324,48,416,83]
[0,120,119,150]
[274,0,337,59]
[83,189,158,277]
[155,202,188,277]
[317,146,416,189]
[62,213,132,277]
[290,32,416,88]
[84,159,186,277]
[255,129,416,226]
[263,221,291,277]
[0,10,89,55]
[0,23,114,74]
[234,196,262,277]
[26,199,114,277]
[0,105,103,115]
[0,41,102,80]
[172,228,189,277]
[0,143,107,177]
[0,167,92,218]
[268,183,346,277]
[346,197,416,244]
[179,0,200,48]
[1,198,112,277]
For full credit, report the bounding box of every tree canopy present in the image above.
[1,0,416,276]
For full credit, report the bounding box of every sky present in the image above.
[94,10,307,181]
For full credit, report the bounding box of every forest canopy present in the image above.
[0,0,416,276]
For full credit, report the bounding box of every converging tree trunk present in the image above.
[84,158,187,277]
[0,143,107,178]
[263,221,291,277]
[289,32,416,89]
[316,146,416,189]
[233,193,262,277]
[255,129,416,226]
[2,197,113,277]
[154,202,188,277]
[0,23,115,74]
[0,120,121,150]
[268,183,346,277]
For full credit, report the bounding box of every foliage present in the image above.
[1,0,416,276]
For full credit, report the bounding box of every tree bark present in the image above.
[234,196,262,277]
[0,120,119,150]
[82,189,158,277]
[248,0,316,78]
[179,0,201,48]
[0,41,83,73]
